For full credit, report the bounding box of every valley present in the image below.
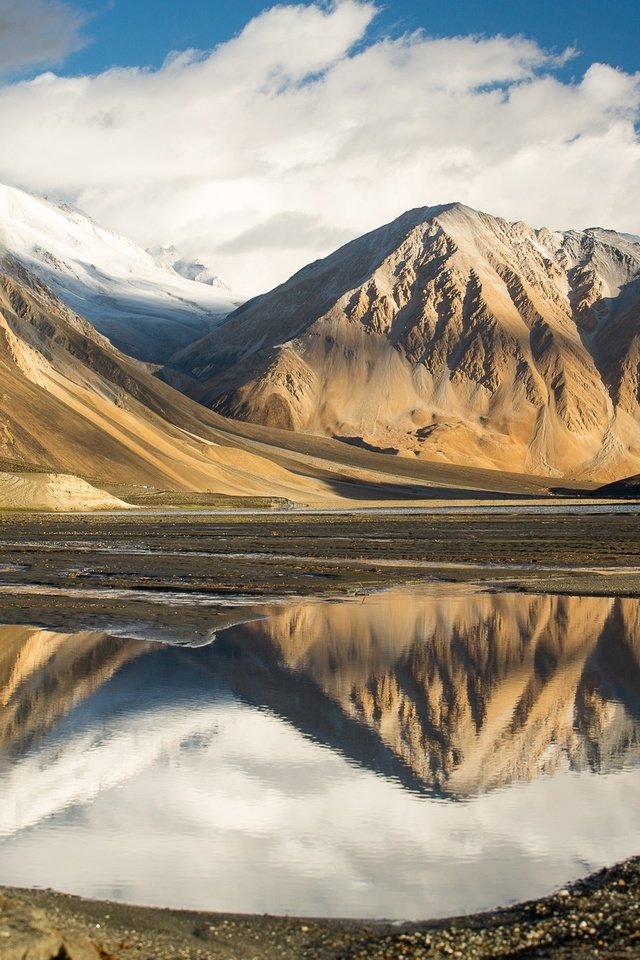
[2,186,640,510]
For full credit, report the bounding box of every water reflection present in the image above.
[0,587,640,918]
[220,590,640,794]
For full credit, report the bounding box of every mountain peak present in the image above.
[172,204,640,482]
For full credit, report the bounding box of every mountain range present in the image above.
[0,243,535,504]
[1,182,640,496]
[172,204,640,481]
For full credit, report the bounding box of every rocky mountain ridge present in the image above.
[0,252,534,503]
[173,204,640,481]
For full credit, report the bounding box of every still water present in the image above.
[1,586,639,919]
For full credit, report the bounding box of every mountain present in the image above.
[172,204,640,481]
[0,252,544,503]
[0,183,241,362]
[0,253,325,499]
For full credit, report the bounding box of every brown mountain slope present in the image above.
[172,205,640,481]
[0,258,319,500]
[0,256,548,501]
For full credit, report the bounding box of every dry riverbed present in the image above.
[0,509,639,634]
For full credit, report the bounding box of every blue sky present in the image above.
[65,0,640,78]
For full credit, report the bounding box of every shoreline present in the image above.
[1,856,639,958]
[5,504,637,593]
[0,495,638,517]
[0,510,639,611]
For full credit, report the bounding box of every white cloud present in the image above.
[0,0,86,76]
[0,0,638,295]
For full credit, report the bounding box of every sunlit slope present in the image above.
[0,256,548,500]
[174,204,640,481]
[0,472,131,511]
[0,258,324,499]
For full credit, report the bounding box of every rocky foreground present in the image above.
[1,857,639,959]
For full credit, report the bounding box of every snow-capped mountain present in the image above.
[172,204,640,481]
[0,183,242,362]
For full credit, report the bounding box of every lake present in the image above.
[1,585,639,919]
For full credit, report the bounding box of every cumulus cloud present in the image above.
[0,0,86,76]
[0,0,638,295]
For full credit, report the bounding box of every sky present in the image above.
[0,0,638,295]
[27,1,640,80]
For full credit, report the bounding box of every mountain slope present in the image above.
[0,183,241,362]
[173,204,640,481]
[0,255,327,500]
[0,254,548,502]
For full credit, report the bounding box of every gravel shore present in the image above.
[1,856,639,959]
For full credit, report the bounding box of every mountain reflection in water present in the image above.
[0,586,639,919]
